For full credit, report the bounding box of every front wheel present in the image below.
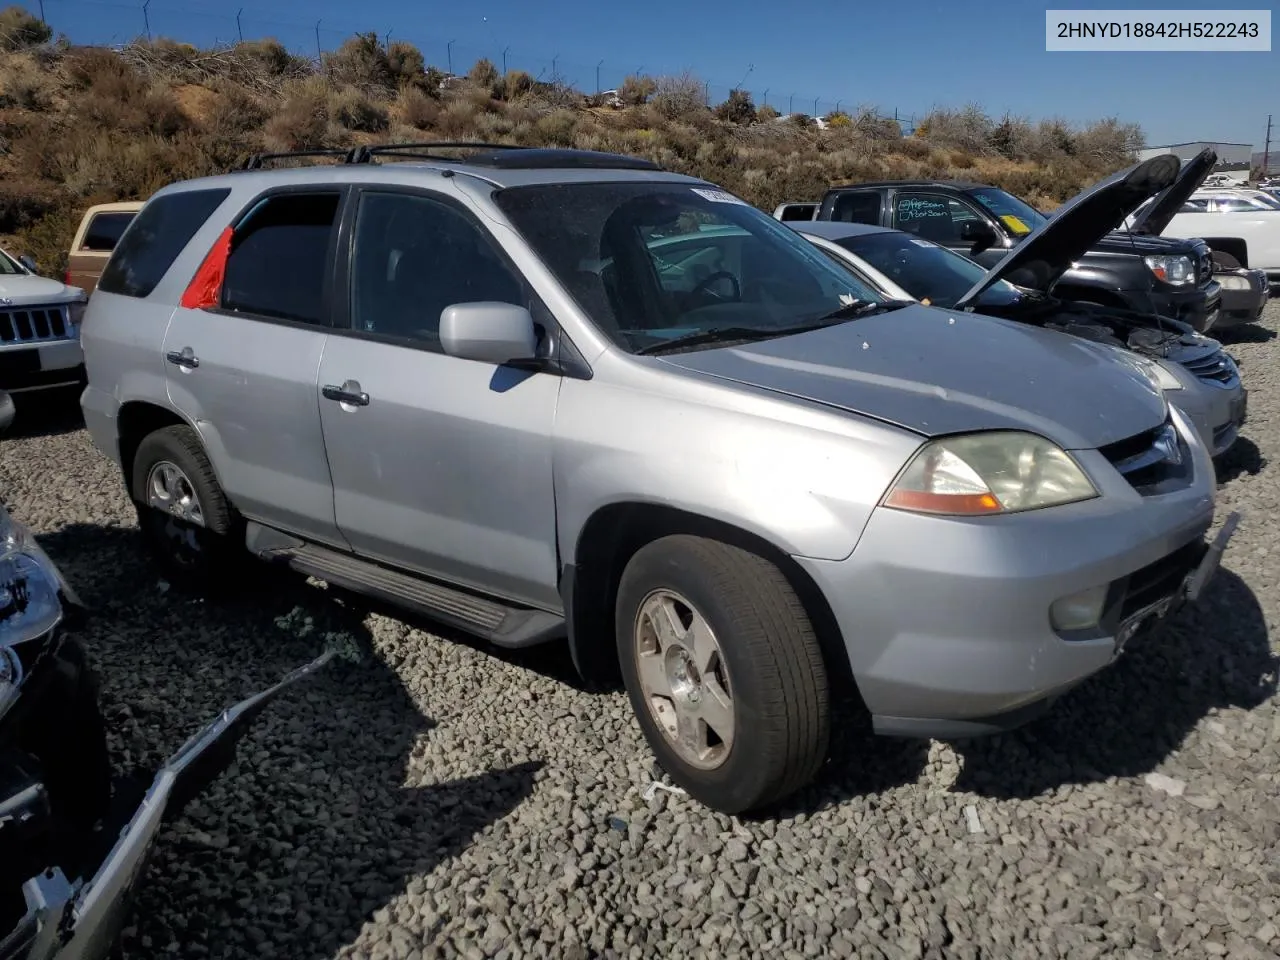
[615,535,830,814]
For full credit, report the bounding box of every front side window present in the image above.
[495,182,883,354]
[348,191,525,348]
[221,193,339,325]
[0,248,21,276]
[98,188,231,299]
[966,187,1048,236]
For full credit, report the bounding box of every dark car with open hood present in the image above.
[779,158,1224,333]
[1,389,334,960]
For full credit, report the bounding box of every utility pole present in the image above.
[1264,113,1273,178]
[235,7,243,42]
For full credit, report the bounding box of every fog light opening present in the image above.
[1050,584,1109,632]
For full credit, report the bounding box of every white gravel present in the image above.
[2,304,1279,960]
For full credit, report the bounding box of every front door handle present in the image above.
[165,348,199,370]
[322,381,370,407]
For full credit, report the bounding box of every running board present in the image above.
[246,522,565,648]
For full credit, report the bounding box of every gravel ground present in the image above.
[2,305,1279,960]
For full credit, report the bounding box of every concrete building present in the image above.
[1138,141,1254,182]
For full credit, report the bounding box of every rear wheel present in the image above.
[131,425,239,590]
[615,535,830,814]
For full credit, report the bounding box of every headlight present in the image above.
[0,503,65,645]
[1140,358,1184,391]
[883,431,1099,516]
[67,291,88,328]
[1144,254,1196,286]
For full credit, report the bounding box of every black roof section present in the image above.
[237,142,661,173]
[825,179,993,191]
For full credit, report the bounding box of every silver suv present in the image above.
[79,144,1234,813]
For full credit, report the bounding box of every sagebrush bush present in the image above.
[715,89,755,126]
[397,87,439,129]
[618,74,655,106]
[330,88,389,132]
[0,4,50,51]
[651,73,705,121]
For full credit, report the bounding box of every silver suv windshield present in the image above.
[495,182,886,354]
[0,248,24,275]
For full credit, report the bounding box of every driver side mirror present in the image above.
[960,220,998,255]
[0,390,14,436]
[439,302,540,366]
[17,255,37,274]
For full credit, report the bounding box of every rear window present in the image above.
[829,192,882,225]
[81,212,137,252]
[221,192,339,325]
[98,189,231,299]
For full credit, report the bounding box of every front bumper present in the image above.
[1214,269,1269,327]
[1170,379,1247,460]
[796,417,1224,738]
[0,342,84,395]
[1147,282,1222,334]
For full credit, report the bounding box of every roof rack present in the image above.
[234,142,664,174]
[348,142,662,171]
[238,149,360,170]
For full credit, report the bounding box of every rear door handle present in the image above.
[322,382,370,407]
[165,349,199,369]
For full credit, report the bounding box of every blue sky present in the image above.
[40,0,1279,148]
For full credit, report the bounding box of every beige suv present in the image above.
[66,201,144,293]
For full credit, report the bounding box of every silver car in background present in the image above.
[79,144,1234,813]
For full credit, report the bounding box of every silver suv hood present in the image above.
[658,305,1167,450]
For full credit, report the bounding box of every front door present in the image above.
[162,189,348,549]
[317,186,562,609]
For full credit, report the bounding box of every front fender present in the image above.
[552,372,923,564]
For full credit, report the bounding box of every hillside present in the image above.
[0,5,1146,275]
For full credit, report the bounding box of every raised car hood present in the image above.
[1128,147,1217,236]
[954,153,1184,309]
[659,305,1167,450]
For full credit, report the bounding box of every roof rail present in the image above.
[346,141,523,164]
[238,149,360,171]
[347,142,661,171]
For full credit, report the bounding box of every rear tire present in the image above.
[615,534,830,814]
[131,425,240,591]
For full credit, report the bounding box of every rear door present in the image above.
[162,188,349,549]
[890,191,1005,267]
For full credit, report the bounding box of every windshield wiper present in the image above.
[634,326,792,356]
[811,298,915,323]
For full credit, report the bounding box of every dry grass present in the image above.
[0,15,1145,274]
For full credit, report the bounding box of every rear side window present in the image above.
[81,212,137,251]
[830,192,882,225]
[98,189,230,299]
[221,192,340,326]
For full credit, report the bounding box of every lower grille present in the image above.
[1117,539,1205,622]
[0,306,70,345]
[1098,415,1190,494]
[1180,348,1239,387]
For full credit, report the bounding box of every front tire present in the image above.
[131,425,239,590]
[615,535,830,814]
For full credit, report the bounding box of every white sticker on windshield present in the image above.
[907,238,932,247]
[692,187,748,205]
